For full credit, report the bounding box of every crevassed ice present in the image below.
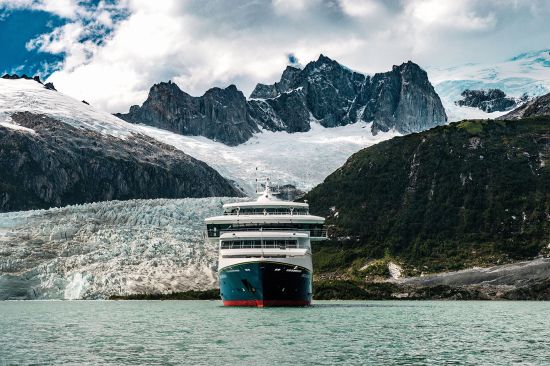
[0,197,244,300]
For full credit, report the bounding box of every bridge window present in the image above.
[220,240,298,249]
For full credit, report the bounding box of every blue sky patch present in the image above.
[0,9,66,77]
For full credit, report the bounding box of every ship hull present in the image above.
[219,261,312,307]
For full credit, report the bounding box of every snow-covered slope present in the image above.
[0,78,139,138]
[429,49,550,121]
[0,198,243,300]
[0,78,241,212]
[136,121,398,195]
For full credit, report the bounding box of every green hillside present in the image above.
[306,117,550,275]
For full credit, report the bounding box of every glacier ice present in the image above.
[428,49,550,122]
[0,197,244,300]
[136,121,399,195]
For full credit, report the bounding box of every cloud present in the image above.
[405,0,497,31]
[3,0,550,113]
[0,0,82,19]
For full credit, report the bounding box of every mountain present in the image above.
[498,92,550,120]
[455,89,522,113]
[115,82,259,146]
[0,78,242,212]
[305,116,550,274]
[250,56,447,135]
[117,55,447,145]
[430,49,550,121]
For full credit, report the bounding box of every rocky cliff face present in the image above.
[117,55,447,145]
[115,82,259,146]
[455,89,519,113]
[250,56,448,135]
[360,61,448,133]
[498,92,550,120]
[0,112,242,212]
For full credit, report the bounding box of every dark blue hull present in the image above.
[219,261,312,307]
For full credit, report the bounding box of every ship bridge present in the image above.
[205,179,326,241]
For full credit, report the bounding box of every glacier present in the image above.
[428,49,550,122]
[136,121,399,195]
[0,75,399,299]
[0,198,244,300]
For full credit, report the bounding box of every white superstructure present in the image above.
[205,181,326,272]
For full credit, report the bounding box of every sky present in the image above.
[1,0,549,113]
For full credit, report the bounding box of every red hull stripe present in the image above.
[223,300,310,307]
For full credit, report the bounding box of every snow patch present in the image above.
[388,262,402,279]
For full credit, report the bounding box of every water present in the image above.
[1,301,549,365]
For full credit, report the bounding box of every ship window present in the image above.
[220,239,298,249]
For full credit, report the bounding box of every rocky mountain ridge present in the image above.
[117,82,259,146]
[2,73,56,91]
[455,88,523,113]
[498,92,550,120]
[0,78,242,212]
[117,55,447,145]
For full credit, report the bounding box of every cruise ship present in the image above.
[205,181,326,307]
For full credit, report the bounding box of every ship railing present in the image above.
[220,241,308,250]
[207,228,327,238]
[222,212,310,216]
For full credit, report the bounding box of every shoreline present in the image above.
[107,278,550,301]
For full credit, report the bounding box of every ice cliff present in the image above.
[0,197,243,300]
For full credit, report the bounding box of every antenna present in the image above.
[255,166,258,194]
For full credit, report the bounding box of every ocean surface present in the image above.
[1,300,549,365]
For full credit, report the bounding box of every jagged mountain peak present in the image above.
[391,61,429,80]
[304,54,358,76]
[119,55,447,145]
[117,80,258,146]
[204,84,243,97]
[314,53,338,66]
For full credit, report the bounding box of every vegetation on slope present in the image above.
[306,117,550,275]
